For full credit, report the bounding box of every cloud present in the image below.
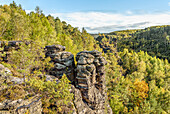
[85,22,150,33]
[51,11,170,33]
[126,10,133,15]
[25,10,33,14]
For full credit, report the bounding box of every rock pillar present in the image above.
[45,45,75,83]
[75,50,112,114]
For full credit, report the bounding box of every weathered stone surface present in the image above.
[72,86,94,114]
[45,45,65,52]
[45,45,75,83]
[0,64,12,76]
[45,47,112,113]
[0,95,42,114]
[45,75,59,82]
[0,64,24,90]
[9,76,24,84]
[55,63,66,70]
[0,41,22,62]
[3,41,22,52]
[75,50,112,114]
[0,44,112,114]
[72,85,112,114]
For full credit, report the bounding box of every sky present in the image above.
[0,0,170,33]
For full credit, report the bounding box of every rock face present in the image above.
[45,45,75,83]
[0,64,41,114]
[44,46,112,113]
[3,41,22,52]
[74,51,112,114]
[0,95,42,114]
[44,45,112,113]
[0,64,24,90]
[0,44,112,114]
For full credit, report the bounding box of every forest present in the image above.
[0,2,169,114]
[109,26,170,61]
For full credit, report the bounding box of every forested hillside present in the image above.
[106,49,170,113]
[0,2,169,114]
[109,26,170,61]
[0,2,101,55]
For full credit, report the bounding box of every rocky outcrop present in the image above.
[3,41,22,52]
[0,64,24,90]
[0,64,41,114]
[0,41,22,62]
[0,44,112,114]
[74,51,112,114]
[0,95,42,114]
[45,45,75,83]
[44,45,112,113]
[72,86,112,114]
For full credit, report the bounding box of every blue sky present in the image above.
[1,0,170,33]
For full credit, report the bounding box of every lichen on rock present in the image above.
[75,50,112,114]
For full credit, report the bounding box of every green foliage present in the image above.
[0,84,26,102]
[0,2,101,113]
[114,26,170,61]
[27,74,74,113]
[7,42,53,77]
[97,25,170,61]
[0,2,170,114]
[0,3,101,55]
[106,49,170,113]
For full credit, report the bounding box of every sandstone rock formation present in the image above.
[0,41,22,62]
[0,65,41,114]
[44,46,112,113]
[0,64,24,91]
[0,44,112,114]
[0,95,42,114]
[74,51,112,114]
[45,45,75,83]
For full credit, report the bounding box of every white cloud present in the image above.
[51,11,170,33]
[25,10,33,14]
[126,10,133,15]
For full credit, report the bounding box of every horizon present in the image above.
[1,0,170,33]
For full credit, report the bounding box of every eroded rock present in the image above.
[0,44,113,114]
[45,45,75,83]
[75,50,112,114]
[0,64,24,88]
[0,95,42,114]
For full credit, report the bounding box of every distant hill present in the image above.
[94,25,170,61]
